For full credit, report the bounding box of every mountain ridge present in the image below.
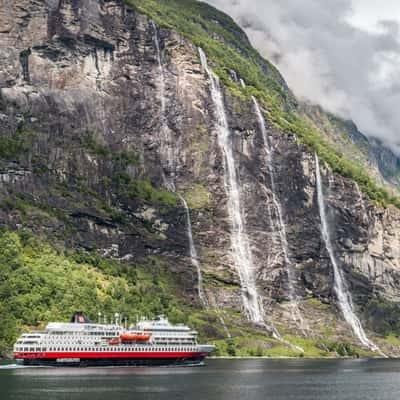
[126,0,400,200]
[0,0,400,358]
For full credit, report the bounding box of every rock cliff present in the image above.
[1,0,400,356]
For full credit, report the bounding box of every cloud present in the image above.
[204,0,400,155]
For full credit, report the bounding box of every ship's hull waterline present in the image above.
[15,352,207,367]
[13,313,215,367]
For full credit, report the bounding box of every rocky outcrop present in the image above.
[1,0,400,354]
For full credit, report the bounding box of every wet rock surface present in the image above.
[1,0,400,351]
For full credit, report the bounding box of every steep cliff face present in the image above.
[302,104,400,191]
[1,0,400,356]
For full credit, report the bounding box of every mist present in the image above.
[205,0,400,155]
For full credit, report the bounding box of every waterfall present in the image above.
[252,97,307,335]
[152,21,166,116]
[199,48,263,323]
[208,293,232,338]
[315,154,384,355]
[152,21,175,192]
[153,23,205,305]
[178,194,207,306]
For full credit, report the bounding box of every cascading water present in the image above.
[315,154,384,355]
[152,21,166,116]
[252,97,307,336]
[152,23,205,305]
[199,48,263,323]
[208,293,232,338]
[152,22,175,192]
[178,194,207,306]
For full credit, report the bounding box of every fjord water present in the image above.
[2,359,400,400]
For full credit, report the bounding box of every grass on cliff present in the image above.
[124,0,400,209]
[81,134,178,207]
[0,230,188,356]
[0,228,378,359]
[0,229,240,357]
[0,129,37,161]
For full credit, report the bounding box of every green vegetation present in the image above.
[271,111,400,208]
[124,0,400,208]
[184,184,212,209]
[212,333,369,358]
[116,175,178,207]
[365,297,400,336]
[0,227,393,358]
[0,129,36,160]
[81,135,140,167]
[124,0,290,105]
[81,135,176,207]
[0,230,188,356]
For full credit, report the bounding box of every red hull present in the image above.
[14,351,208,360]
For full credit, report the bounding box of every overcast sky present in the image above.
[205,0,400,155]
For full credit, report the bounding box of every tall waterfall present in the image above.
[152,22,175,192]
[153,23,206,305]
[315,155,383,354]
[178,194,207,306]
[252,97,307,335]
[152,22,166,116]
[199,48,263,323]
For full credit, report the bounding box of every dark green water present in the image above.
[1,359,400,400]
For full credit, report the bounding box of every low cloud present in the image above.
[205,0,400,155]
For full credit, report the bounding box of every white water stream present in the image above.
[199,48,263,323]
[252,97,307,335]
[152,22,175,192]
[315,154,384,355]
[178,194,207,306]
[153,23,207,305]
[152,21,166,116]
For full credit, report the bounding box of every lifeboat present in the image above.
[109,338,120,345]
[120,333,150,341]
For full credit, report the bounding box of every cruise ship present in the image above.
[13,312,215,367]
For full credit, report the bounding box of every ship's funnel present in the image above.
[70,311,92,324]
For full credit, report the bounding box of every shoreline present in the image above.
[1,355,389,362]
[208,356,385,360]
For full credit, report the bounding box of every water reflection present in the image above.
[1,359,400,400]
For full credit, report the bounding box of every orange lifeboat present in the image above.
[109,338,120,345]
[120,333,150,341]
